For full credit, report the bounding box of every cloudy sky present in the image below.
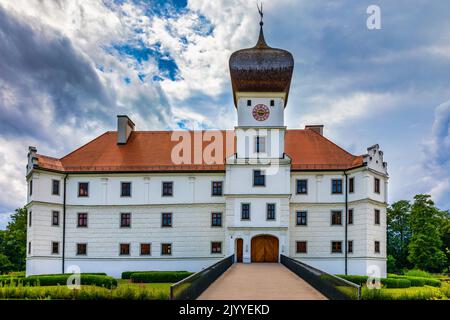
[0,0,449,229]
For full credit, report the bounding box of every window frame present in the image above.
[211,181,223,196]
[120,212,131,228]
[331,241,343,253]
[162,181,173,197]
[374,209,381,225]
[247,99,252,106]
[76,243,87,256]
[28,242,31,255]
[29,211,32,227]
[119,243,131,256]
[266,203,276,220]
[241,203,251,220]
[296,241,307,253]
[331,179,343,194]
[52,179,60,196]
[78,182,89,197]
[374,241,380,253]
[331,210,343,226]
[161,212,173,227]
[211,212,222,227]
[51,241,59,255]
[296,179,308,195]
[296,211,307,226]
[211,242,222,254]
[348,240,353,253]
[270,99,275,107]
[29,179,33,196]
[349,177,354,193]
[348,209,354,225]
[253,170,266,187]
[52,210,60,226]
[374,177,381,194]
[77,213,88,228]
[120,182,132,197]
[161,243,172,255]
[140,243,151,256]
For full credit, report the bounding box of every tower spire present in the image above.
[255,2,268,48]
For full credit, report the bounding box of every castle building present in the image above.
[25,19,387,278]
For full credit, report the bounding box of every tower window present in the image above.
[374,178,380,194]
[374,209,380,225]
[348,209,353,225]
[247,99,252,106]
[255,136,266,153]
[253,170,265,186]
[270,99,275,106]
[375,241,380,253]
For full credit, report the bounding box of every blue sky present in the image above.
[0,0,449,229]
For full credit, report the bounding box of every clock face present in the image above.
[252,104,270,121]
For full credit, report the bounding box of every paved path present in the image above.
[198,263,327,300]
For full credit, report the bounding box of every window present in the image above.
[253,170,265,186]
[296,211,307,226]
[162,213,172,227]
[331,179,343,194]
[247,99,251,106]
[266,203,276,220]
[78,182,89,197]
[29,211,32,227]
[241,203,250,220]
[374,178,380,194]
[270,99,275,107]
[349,177,354,193]
[52,211,60,226]
[77,213,88,227]
[375,241,380,253]
[211,212,222,227]
[348,240,353,253]
[296,179,308,194]
[121,182,131,197]
[255,136,266,153]
[52,242,59,254]
[211,181,223,196]
[121,213,131,228]
[162,182,173,196]
[331,211,342,225]
[161,243,172,255]
[296,241,307,253]
[331,241,342,253]
[52,180,60,195]
[348,209,353,225]
[140,243,151,256]
[211,242,222,254]
[120,243,130,255]
[28,242,31,255]
[374,209,380,225]
[29,180,33,196]
[77,243,87,255]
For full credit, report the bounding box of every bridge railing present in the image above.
[170,255,234,300]
[280,255,361,300]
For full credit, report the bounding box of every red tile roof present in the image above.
[35,129,364,173]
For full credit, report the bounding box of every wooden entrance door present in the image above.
[236,238,243,262]
[251,235,279,263]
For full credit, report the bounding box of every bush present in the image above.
[404,270,431,278]
[0,276,19,285]
[381,278,411,288]
[388,274,440,287]
[8,271,25,278]
[24,275,117,289]
[336,275,368,286]
[130,271,193,283]
[422,278,441,287]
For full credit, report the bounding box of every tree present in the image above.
[408,195,447,272]
[387,200,412,271]
[0,207,27,272]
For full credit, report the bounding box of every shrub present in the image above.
[381,278,411,288]
[336,275,368,286]
[121,271,140,280]
[388,274,440,287]
[8,271,25,278]
[24,275,117,289]
[0,276,20,285]
[422,278,441,287]
[404,269,431,278]
[130,271,193,283]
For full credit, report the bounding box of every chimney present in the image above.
[117,115,135,145]
[305,125,324,135]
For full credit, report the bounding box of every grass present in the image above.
[362,285,447,300]
[0,279,171,300]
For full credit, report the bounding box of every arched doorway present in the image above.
[251,235,279,263]
[236,238,243,263]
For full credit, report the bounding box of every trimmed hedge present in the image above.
[130,271,194,283]
[388,275,441,287]
[337,275,411,288]
[24,275,117,289]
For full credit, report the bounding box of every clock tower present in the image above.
[229,13,294,159]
